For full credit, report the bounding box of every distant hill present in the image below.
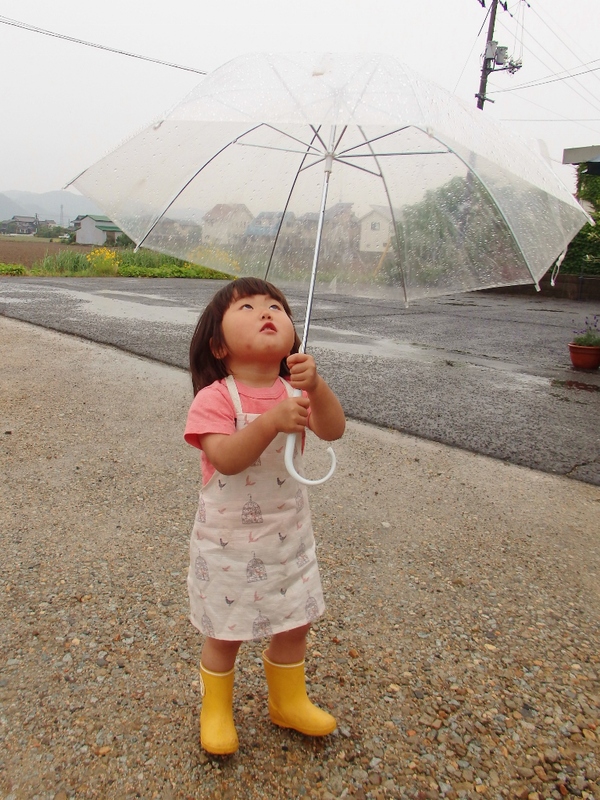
[0,190,103,225]
[0,193,27,220]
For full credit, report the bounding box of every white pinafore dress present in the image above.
[187,376,325,641]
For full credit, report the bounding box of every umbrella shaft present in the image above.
[301,155,333,353]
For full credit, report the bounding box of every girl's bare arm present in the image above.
[201,396,310,475]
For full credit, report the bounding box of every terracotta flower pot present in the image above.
[568,343,600,370]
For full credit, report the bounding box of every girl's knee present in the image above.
[272,623,311,643]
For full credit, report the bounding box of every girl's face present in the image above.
[217,293,296,368]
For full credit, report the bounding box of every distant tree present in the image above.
[577,163,600,212]
[35,225,69,239]
[560,165,600,275]
[116,232,135,248]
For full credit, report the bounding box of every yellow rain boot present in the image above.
[262,651,336,736]
[199,664,239,755]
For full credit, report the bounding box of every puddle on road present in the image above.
[552,379,600,392]
[43,287,199,325]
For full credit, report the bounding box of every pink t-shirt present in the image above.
[184,377,305,484]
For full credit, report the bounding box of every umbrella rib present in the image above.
[340,150,449,158]
[423,128,541,288]
[235,142,321,157]
[134,124,265,250]
[265,128,323,281]
[336,126,413,156]
[356,124,409,306]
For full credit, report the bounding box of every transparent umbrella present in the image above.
[71,52,591,483]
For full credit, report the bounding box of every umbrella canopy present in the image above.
[72,52,589,305]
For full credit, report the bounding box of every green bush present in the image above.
[0,263,25,275]
[561,212,600,276]
[117,264,232,279]
[31,250,89,275]
[28,246,234,279]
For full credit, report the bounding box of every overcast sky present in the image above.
[1,0,598,196]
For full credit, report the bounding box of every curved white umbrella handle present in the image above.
[284,432,336,486]
[284,388,336,486]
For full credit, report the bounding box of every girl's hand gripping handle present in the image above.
[284,388,336,486]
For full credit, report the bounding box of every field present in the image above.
[0,238,90,268]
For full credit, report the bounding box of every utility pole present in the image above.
[476,0,499,110]
[475,0,521,110]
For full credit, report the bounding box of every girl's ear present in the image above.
[210,338,227,360]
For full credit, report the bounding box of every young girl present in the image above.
[184,277,345,755]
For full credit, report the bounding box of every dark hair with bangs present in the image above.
[189,277,301,394]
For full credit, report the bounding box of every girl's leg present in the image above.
[262,624,336,737]
[201,637,242,672]
[264,623,310,664]
[199,638,242,755]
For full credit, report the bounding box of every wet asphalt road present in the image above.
[1,277,599,484]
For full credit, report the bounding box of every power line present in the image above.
[490,61,600,93]
[493,14,600,114]
[0,15,207,75]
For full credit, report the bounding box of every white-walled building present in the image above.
[75,215,123,246]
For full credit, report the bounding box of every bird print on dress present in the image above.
[278,532,287,543]
[225,596,235,605]
[277,477,286,487]
[242,495,263,524]
[245,475,256,486]
[247,553,267,582]
[218,479,226,490]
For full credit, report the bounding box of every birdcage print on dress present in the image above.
[296,541,309,567]
[201,612,215,637]
[247,553,267,582]
[250,455,261,467]
[295,488,304,513]
[242,495,263,525]
[252,611,272,639]
[194,554,210,581]
[195,494,206,524]
[305,594,319,622]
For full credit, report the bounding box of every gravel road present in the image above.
[1,317,599,800]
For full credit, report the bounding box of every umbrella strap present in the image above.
[550,250,567,287]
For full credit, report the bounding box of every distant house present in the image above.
[0,215,57,234]
[359,206,400,253]
[74,215,123,246]
[294,213,319,249]
[245,211,297,240]
[10,216,38,234]
[321,203,359,257]
[202,204,253,246]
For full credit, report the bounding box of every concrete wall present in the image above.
[483,273,600,301]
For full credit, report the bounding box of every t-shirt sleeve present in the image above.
[184,382,235,450]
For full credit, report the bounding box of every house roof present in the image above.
[95,224,122,232]
[359,205,401,222]
[203,204,252,222]
[324,203,354,220]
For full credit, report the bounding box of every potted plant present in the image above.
[569,315,600,370]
